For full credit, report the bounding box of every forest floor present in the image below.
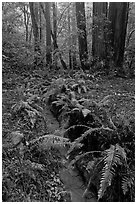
[2,69,135,202]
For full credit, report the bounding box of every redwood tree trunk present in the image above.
[71,3,77,69]
[92,2,108,59]
[53,2,57,50]
[75,2,88,70]
[45,2,52,65]
[68,3,72,69]
[39,4,42,42]
[23,4,30,42]
[108,2,129,68]
[52,2,57,67]
[40,3,67,70]
[29,2,41,67]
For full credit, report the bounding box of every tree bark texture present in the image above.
[75,2,88,69]
[53,2,57,50]
[23,4,30,42]
[71,3,77,69]
[44,2,52,65]
[68,4,72,69]
[108,2,129,67]
[92,2,108,59]
[52,2,57,67]
[39,4,42,43]
[29,2,41,67]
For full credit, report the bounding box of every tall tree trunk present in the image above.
[68,3,72,69]
[29,2,41,67]
[75,2,88,70]
[108,2,129,69]
[71,3,77,69]
[44,2,52,65]
[53,2,57,50]
[92,2,108,59]
[23,4,30,42]
[52,2,57,67]
[40,3,67,70]
[51,31,68,70]
[39,4,42,42]
[29,25,33,43]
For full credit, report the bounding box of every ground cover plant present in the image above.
[2,67,135,202]
[2,2,134,202]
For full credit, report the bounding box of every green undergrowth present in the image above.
[2,68,135,202]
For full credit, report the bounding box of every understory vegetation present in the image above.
[3,68,135,202]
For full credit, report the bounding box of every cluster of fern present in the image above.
[43,76,135,202]
[65,107,135,201]
[3,76,72,201]
[3,73,134,202]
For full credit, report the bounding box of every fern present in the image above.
[79,97,117,130]
[29,134,70,149]
[42,77,68,104]
[11,99,46,132]
[52,95,71,112]
[68,126,113,155]
[70,79,87,94]
[12,100,41,116]
[65,124,91,134]
[68,150,101,169]
[98,144,127,200]
[122,169,135,196]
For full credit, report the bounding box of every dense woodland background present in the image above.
[2,2,135,76]
[2,2,135,202]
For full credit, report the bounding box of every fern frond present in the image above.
[122,176,129,195]
[122,169,135,195]
[68,150,101,168]
[115,144,127,163]
[79,98,117,130]
[29,134,71,152]
[98,144,127,200]
[98,145,116,200]
[68,126,113,155]
[30,134,69,144]
[64,125,91,134]
[76,126,113,146]
[12,100,41,116]
[52,99,66,107]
